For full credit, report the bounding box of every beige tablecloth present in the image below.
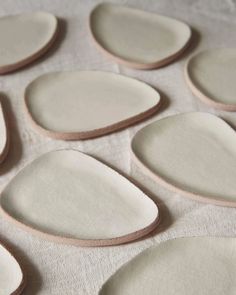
[0,0,236,294]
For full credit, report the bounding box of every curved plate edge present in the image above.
[24,72,162,140]
[0,150,161,247]
[130,115,236,208]
[0,13,58,75]
[89,4,192,70]
[0,241,26,295]
[184,54,236,112]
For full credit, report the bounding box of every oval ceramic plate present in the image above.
[185,49,236,111]
[0,101,9,163]
[24,71,161,140]
[0,11,58,74]
[100,237,236,295]
[131,112,236,207]
[89,3,191,69]
[0,243,25,295]
[0,150,160,247]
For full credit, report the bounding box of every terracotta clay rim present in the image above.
[88,4,192,70]
[24,71,162,140]
[0,150,161,247]
[0,12,58,75]
[0,101,10,164]
[0,241,26,295]
[130,116,236,208]
[184,52,236,111]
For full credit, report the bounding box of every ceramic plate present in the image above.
[0,12,57,74]
[0,101,9,163]
[90,3,191,69]
[100,237,236,295]
[0,243,25,295]
[132,112,236,207]
[25,71,161,140]
[185,49,236,111]
[0,150,160,247]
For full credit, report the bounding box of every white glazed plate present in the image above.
[0,243,25,295]
[25,71,161,140]
[0,150,160,247]
[100,237,236,295]
[0,12,58,74]
[90,3,191,69]
[185,49,236,111]
[0,101,9,164]
[132,112,236,207]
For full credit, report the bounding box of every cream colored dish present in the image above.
[0,243,25,295]
[89,3,191,69]
[100,237,236,295]
[24,71,161,140]
[0,150,160,247]
[0,11,58,74]
[0,102,9,163]
[132,112,236,207]
[185,49,236,111]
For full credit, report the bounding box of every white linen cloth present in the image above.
[0,0,236,294]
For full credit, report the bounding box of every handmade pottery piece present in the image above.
[0,102,9,163]
[0,12,58,74]
[24,71,161,140]
[131,112,236,207]
[100,237,236,295]
[89,3,191,69]
[0,243,25,295]
[0,150,160,247]
[185,49,236,111]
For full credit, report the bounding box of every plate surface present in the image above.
[100,237,236,295]
[0,12,58,74]
[25,71,161,140]
[0,150,160,247]
[90,3,191,69]
[0,243,25,295]
[185,49,236,111]
[0,102,9,163]
[132,112,236,207]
